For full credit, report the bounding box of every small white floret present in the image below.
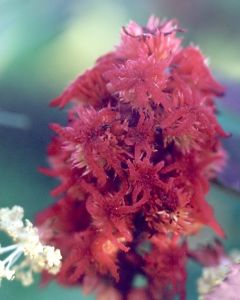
[0,206,62,286]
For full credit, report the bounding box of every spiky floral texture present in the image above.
[37,16,227,299]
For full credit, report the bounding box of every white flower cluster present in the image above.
[198,264,230,299]
[0,206,62,286]
[198,251,240,300]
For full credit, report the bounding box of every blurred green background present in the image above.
[0,0,239,299]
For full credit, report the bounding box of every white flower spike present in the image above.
[0,206,62,286]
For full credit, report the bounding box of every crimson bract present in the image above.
[37,16,227,300]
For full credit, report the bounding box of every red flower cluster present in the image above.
[37,17,227,299]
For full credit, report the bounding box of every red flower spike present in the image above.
[49,228,127,284]
[118,18,181,62]
[49,106,127,186]
[171,46,225,97]
[104,56,169,109]
[144,188,202,236]
[124,110,155,159]
[81,181,133,243]
[127,154,170,205]
[144,235,187,300]
[160,104,224,152]
[37,16,227,299]
[36,197,91,243]
[193,180,225,238]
